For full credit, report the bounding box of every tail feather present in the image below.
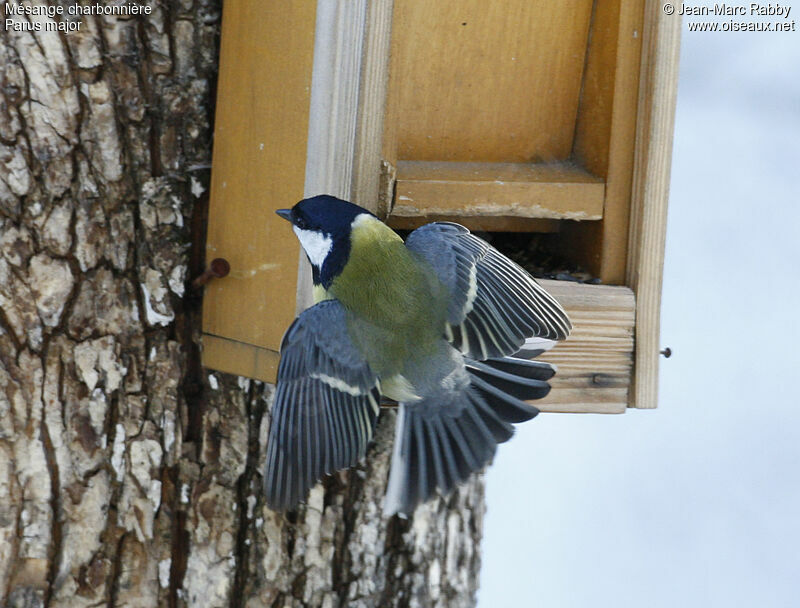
[466,359,551,401]
[483,356,556,382]
[468,374,541,423]
[425,418,458,495]
[468,390,515,443]
[384,355,551,516]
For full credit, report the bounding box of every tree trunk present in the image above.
[0,2,484,607]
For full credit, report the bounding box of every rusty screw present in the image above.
[193,258,230,289]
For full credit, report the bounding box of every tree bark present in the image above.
[0,2,484,607]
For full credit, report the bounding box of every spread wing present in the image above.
[264,299,381,510]
[405,222,571,360]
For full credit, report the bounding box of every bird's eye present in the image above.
[295,217,308,230]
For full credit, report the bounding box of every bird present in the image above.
[265,194,571,516]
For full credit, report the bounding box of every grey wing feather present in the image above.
[265,299,380,511]
[405,222,571,360]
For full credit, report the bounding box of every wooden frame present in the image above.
[203,0,393,375]
[201,0,680,414]
[380,0,647,288]
[626,1,681,408]
[391,161,605,223]
[559,0,647,285]
[202,2,318,380]
[298,0,372,311]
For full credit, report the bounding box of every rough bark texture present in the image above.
[0,2,484,607]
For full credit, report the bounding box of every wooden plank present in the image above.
[304,0,368,202]
[538,389,630,415]
[297,1,371,314]
[391,161,605,221]
[573,0,620,178]
[626,2,681,409]
[351,0,395,217]
[202,2,316,376]
[204,1,391,381]
[536,280,635,414]
[388,216,561,233]
[387,1,594,162]
[598,0,646,284]
[565,0,646,284]
[202,335,280,384]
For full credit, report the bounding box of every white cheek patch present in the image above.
[293,226,332,269]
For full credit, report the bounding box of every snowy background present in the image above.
[480,14,800,608]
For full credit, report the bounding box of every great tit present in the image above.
[267,195,571,516]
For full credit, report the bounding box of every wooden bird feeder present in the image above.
[201,0,680,413]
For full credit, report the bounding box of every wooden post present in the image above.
[627,2,682,409]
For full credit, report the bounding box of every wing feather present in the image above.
[264,300,380,511]
[405,222,571,360]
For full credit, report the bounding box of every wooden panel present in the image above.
[388,216,560,233]
[304,1,367,202]
[388,0,594,162]
[536,280,636,414]
[626,2,681,409]
[298,0,371,313]
[573,0,619,178]
[202,2,317,372]
[564,0,646,283]
[351,0,395,217]
[202,335,280,384]
[391,161,605,222]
